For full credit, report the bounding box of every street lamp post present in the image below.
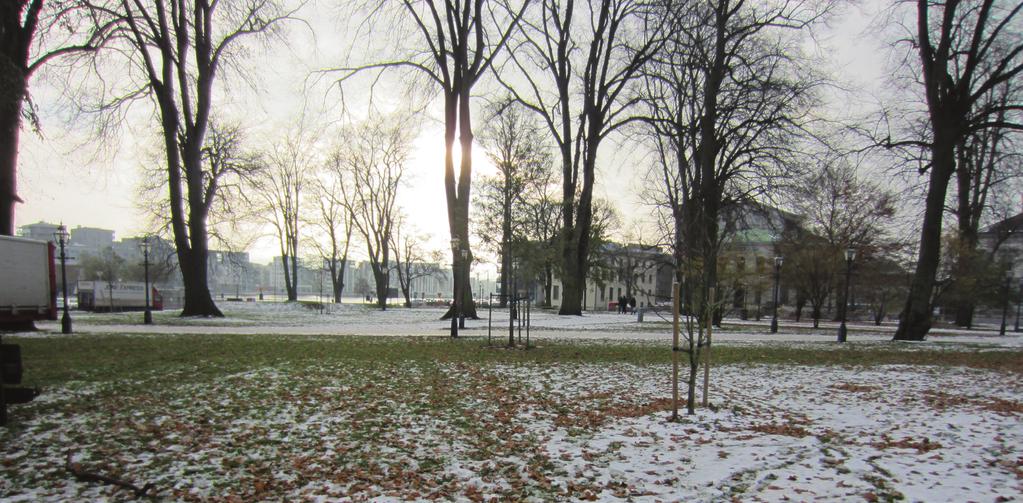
[450,237,460,338]
[54,224,72,334]
[999,276,1011,336]
[770,256,783,333]
[509,258,518,347]
[837,248,856,343]
[1015,279,1021,333]
[140,236,153,325]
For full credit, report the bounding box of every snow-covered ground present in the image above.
[1,361,1020,501]
[26,301,1023,348]
[5,303,1021,501]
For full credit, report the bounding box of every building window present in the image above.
[553,285,560,300]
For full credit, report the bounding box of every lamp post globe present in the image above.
[54,224,72,334]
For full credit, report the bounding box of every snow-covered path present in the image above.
[24,302,1023,348]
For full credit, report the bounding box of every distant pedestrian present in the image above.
[618,295,626,314]
[628,295,637,314]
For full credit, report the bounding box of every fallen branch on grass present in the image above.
[65,451,155,498]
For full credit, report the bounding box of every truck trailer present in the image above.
[78,281,163,312]
[0,235,57,327]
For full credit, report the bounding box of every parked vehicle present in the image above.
[0,235,57,327]
[78,281,163,312]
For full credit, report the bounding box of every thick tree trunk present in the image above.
[331,258,346,303]
[559,245,584,315]
[894,142,955,341]
[543,264,553,309]
[176,159,222,317]
[953,301,975,328]
[0,70,24,236]
[178,246,221,316]
[372,266,388,310]
[280,257,296,300]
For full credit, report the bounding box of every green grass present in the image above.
[9,333,1022,387]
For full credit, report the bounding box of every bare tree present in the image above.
[643,0,824,332]
[77,0,295,316]
[309,176,354,304]
[946,81,1023,326]
[247,130,314,302]
[475,99,554,307]
[137,121,260,259]
[890,0,1023,341]
[516,167,562,307]
[1,1,119,235]
[391,218,446,308]
[329,1,530,322]
[777,232,835,328]
[643,0,826,413]
[497,0,671,315]
[333,114,412,310]
[785,161,900,326]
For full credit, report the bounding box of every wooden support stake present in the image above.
[702,287,714,408]
[671,281,680,421]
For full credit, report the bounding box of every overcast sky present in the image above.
[16,0,889,266]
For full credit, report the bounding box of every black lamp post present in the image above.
[999,275,1011,336]
[450,237,460,338]
[837,248,856,343]
[509,258,519,347]
[140,236,153,324]
[1015,279,1021,333]
[54,224,72,334]
[770,256,783,333]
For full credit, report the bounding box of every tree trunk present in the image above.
[543,263,553,309]
[953,300,974,328]
[281,255,297,301]
[372,266,388,310]
[178,247,221,316]
[500,245,510,308]
[559,250,584,315]
[686,356,699,415]
[894,141,955,341]
[178,198,222,316]
[0,66,24,236]
[500,179,512,308]
[331,258,346,303]
[402,284,412,308]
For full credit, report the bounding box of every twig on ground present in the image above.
[65,450,155,498]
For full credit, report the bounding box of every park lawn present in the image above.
[2,333,1022,501]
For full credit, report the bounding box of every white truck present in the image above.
[0,235,57,327]
[78,281,163,312]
